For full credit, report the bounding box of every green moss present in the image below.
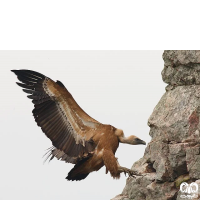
[175,174,190,188]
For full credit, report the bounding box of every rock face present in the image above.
[112,51,200,200]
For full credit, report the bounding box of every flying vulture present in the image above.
[12,69,146,181]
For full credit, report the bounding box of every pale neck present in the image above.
[119,136,131,144]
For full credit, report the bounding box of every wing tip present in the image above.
[11,69,45,78]
[11,69,18,74]
[16,82,21,86]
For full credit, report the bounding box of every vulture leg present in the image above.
[102,150,120,179]
[117,166,138,177]
[102,150,141,178]
[116,158,142,177]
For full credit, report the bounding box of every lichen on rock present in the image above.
[112,50,200,200]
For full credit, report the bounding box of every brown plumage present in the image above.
[12,69,146,181]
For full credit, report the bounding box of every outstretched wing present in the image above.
[12,69,101,158]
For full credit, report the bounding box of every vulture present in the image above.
[12,69,146,181]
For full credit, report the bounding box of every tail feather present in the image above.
[66,170,89,181]
[66,155,91,181]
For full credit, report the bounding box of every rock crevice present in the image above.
[112,51,200,200]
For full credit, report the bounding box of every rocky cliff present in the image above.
[112,51,200,200]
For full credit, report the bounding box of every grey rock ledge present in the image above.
[112,50,200,200]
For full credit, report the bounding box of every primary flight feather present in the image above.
[12,69,146,181]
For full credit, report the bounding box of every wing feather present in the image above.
[44,147,93,165]
[12,69,100,158]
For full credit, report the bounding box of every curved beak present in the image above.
[138,139,146,145]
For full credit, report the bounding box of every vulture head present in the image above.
[115,129,146,145]
[127,135,146,145]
